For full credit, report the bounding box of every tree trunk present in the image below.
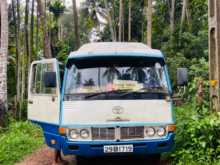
[36,0,52,58]
[72,0,80,49]
[170,0,175,35]
[0,0,8,126]
[122,2,124,42]
[14,0,22,115]
[30,0,35,63]
[185,0,192,30]
[180,0,191,31]
[128,0,132,41]
[25,0,30,63]
[104,0,116,41]
[181,0,186,29]
[119,0,124,42]
[147,0,152,47]
[58,16,62,41]
[60,0,65,40]
[11,0,17,118]
[36,9,40,55]
[21,54,25,119]
[112,1,117,41]
[23,0,30,104]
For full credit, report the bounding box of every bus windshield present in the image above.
[64,59,169,100]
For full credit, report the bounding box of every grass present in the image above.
[0,121,44,165]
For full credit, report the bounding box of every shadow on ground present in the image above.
[74,155,169,165]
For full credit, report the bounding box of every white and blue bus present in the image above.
[28,42,186,162]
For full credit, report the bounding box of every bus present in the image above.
[28,42,187,164]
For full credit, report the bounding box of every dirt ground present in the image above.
[16,146,75,165]
[16,146,169,165]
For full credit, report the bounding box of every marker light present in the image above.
[146,127,155,137]
[167,124,176,132]
[50,139,56,145]
[58,127,66,135]
[69,129,79,139]
[80,129,90,139]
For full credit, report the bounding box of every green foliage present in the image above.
[56,41,69,63]
[152,0,208,87]
[0,122,43,165]
[189,58,209,79]
[169,104,220,165]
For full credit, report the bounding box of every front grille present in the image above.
[92,127,115,140]
[92,126,145,140]
[120,126,144,139]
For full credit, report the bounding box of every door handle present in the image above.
[52,96,56,102]
[28,100,33,104]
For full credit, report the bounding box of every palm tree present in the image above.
[146,68,161,87]
[84,79,95,86]
[0,0,8,125]
[126,67,146,83]
[103,67,121,82]
[98,68,101,86]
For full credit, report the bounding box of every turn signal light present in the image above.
[167,124,176,132]
[58,127,66,135]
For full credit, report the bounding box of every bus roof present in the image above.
[68,42,164,59]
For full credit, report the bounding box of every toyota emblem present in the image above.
[112,106,124,114]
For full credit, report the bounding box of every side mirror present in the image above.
[177,68,188,86]
[43,72,57,88]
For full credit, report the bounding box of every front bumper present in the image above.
[45,132,175,157]
[35,122,175,157]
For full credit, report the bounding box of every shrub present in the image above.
[169,104,220,165]
[0,121,43,165]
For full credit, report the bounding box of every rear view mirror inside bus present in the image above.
[43,72,57,88]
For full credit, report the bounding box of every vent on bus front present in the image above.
[92,127,115,140]
[120,126,144,140]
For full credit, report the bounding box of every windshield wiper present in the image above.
[118,87,169,98]
[84,90,130,99]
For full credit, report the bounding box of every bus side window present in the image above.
[31,63,56,95]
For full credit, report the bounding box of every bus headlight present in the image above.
[69,129,79,139]
[80,129,90,139]
[146,127,155,137]
[157,127,166,136]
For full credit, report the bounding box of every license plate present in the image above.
[103,145,133,153]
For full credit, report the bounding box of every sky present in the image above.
[7,0,86,8]
[65,0,86,8]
